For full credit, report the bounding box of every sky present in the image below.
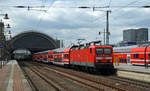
[0,0,150,47]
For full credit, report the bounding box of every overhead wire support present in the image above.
[13,5,150,10]
[106,10,111,45]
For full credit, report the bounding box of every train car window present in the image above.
[104,48,112,54]
[120,59,123,63]
[124,59,127,63]
[119,59,126,63]
[90,48,92,54]
[49,55,52,58]
[149,54,150,59]
[64,54,69,58]
[96,48,103,54]
[133,54,139,58]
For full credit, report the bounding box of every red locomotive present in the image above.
[32,41,114,73]
[70,41,114,71]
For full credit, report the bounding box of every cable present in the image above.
[111,0,146,22]
[35,1,56,30]
[108,0,112,7]
[112,0,145,13]
[93,0,145,23]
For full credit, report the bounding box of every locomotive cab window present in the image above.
[133,54,139,58]
[90,48,92,54]
[104,48,112,54]
[96,48,103,54]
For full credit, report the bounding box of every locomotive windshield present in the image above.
[96,48,103,54]
[104,48,112,54]
[96,48,112,54]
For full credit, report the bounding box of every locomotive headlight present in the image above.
[96,60,99,62]
[109,60,112,62]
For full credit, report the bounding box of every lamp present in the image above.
[8,30,11,35]
[6,24,11,28]
[3,14,9,19]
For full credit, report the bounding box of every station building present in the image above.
[123,28,148,44]
[117,28,148,46]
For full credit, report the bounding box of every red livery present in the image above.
[113,45,150,66]
[70,42,113,69]
[32,41,114,72]
[131,47,150,64]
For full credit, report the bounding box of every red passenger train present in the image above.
[131,46,150,65]
[32,41,114,73]
[113,45,138,64]
[113,45,150,66]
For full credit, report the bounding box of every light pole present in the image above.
[0,13,9,68]
[99,28,110,45]
[4,24,11,40]
[4,24,11,64]
[0,13,9,20]
[106,10,111,45]
[95,10,111,45]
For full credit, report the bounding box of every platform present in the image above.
[114,63,150,73]
[0,60,32,91]
[114,63,150,82]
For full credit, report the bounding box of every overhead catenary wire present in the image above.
[110,0,147,25]
[1,0,149,31]
[111,0,145,12]
[108,0,112,7]
[93,0,147,23]
[35,1,56,30]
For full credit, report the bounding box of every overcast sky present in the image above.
[0,0,150,46]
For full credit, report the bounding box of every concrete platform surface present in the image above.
[114,63,150,82]
[0,60,32,91]
[114,63,150,73]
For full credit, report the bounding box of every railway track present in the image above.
[28,62,105,91]
[19,61,103,91]
[106,76,150,90]
[30,61,148,91]
[28,66,69,91]
[20,62,39,91]
[19,61,64,91]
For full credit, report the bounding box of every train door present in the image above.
[127,54,130,64]
[61,54,64,63]
[114,54,119,66]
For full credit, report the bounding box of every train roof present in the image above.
[113,45,138,49]
[113,45,138,53]
[53,48,66,53]
[34,46,72,54]
[35,50,51,54]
